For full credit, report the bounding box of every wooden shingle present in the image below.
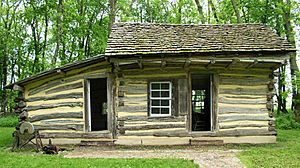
[106,23,295,56]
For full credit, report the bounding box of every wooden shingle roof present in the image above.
[106,23,295,56]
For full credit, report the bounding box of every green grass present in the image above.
[0,127,14,148]
[2,125,300,168]
[239,130,300,168]
[0,152,197,168]
[0,115,18,127]
[0,127,198,168]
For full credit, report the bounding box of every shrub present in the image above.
[275,111,300,130]
[0,115,18,127]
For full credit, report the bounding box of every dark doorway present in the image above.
[89,78,107,131]
[191,75,211,131]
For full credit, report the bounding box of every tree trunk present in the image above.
[42,0,49,71]
[108,0,117,35]
[194,0,206,24]
[230,0,241,23]
[176,0,183,24]
[208,0,219,22]
[283,0,300,120]
[53,0,64,66]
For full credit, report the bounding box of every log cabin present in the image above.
[6,23,296,145]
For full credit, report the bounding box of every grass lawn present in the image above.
[0,127,197,168]
[1,127,300,167]
[238,129,300,168]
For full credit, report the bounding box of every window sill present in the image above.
[147,115,175,119]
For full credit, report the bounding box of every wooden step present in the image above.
[80,140,115,146]
[189,139,224,146]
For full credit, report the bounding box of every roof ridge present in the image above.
[113,22,265,26]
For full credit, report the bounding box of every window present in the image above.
[192,90,206,113]
[150,82,172,116]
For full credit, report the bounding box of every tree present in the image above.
[230,0,241,23]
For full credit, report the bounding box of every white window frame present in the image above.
[149,81,172,117]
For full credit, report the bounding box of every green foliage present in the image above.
[275,111,300,130]
[239,130,300,168]
[0,115,18,127]
[0,127,14,148]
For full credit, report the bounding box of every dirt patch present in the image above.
[64,147,245,168]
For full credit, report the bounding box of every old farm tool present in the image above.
[12,121,43,151]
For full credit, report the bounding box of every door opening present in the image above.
[89,78,107,131]
[191,75,212,131]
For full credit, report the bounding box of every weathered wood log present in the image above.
[219,123,268,129]
[117,105,147,113]
[161,60,167,68]
[225,59,240,69]
[45,82,83,95]
[268,126,276,132]
[184,59,191,68]
[149,130,276,137]
[268,110,273,118]
[246,59,258,69]
[118,90,125,97]
[27,92,83,102]
[118,120,125,127]
[219,94,266,99]
[205,59,215,69]
[217,128,275,136]
[137,59,143,69]
[13,84,24,92]
[267,92,275,101]
[219,106,268,114]
[34,124,84,131]
[118,116,186,122]
[218,97,266,104]
[28,76,83,96]
[30,111,83,122]
[219,115,271,122]
[178,78,189,116]
[119,96,147,102]
[40,119,83,124]
[29,81,61,96]
[268,82,275,91]
[219,87,267,95]
[119,85,147,94]
[266,102,273,110]
[268,120,275,126]
[219,76,269,85]
[39,132,112,139]
[124,129,187,136]
[26,102,83,111]
[18,101,26,108]
[121,69,187,78]
[123,123,186,131]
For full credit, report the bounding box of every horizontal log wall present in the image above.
[24,62,112,139]
[117,68,188,136]
[217,71,275,136]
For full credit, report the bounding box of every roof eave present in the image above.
[5,55,107,89]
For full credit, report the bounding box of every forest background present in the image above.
[0,0,299,126]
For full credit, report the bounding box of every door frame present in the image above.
[189,73,216,132]
[84,76,108,132]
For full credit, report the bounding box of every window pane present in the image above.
[152,91,160,97]
[151,83,160,89]
[161,108,169,114]
[152,100,160,106]
[161,83,170,89]
[161,91,169,97]
[151,108,160,114]
[161,100,169,106]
